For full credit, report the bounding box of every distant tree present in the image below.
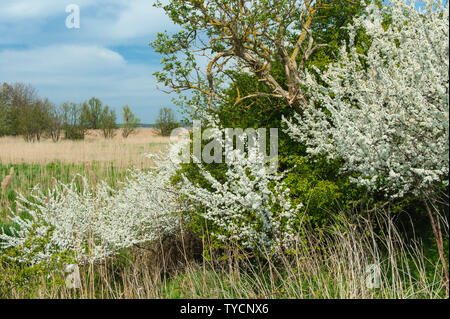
[155,107,179,136]
[0,82,38,108]
[0,100,14,137]
[17,98,54,142]
[82,97,103,129]
[121,105,140,138]
[47,104,63,142]
[100,106,117,139]
[0,82,39,136]
[61,102,88,140]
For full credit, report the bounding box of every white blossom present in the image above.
[284,0,449,197]
[0,142,187,264]
[181,115,302,252]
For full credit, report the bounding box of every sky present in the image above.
[0,0,180,124]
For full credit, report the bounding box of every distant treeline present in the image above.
[0,82,180,141]
[137,123,156,128]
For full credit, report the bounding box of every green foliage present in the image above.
[0,89,123,142]
[0,226,75,298]
[82,97,103,130]
[0,100,15,137]
[121,105,140,138]
[100,105,117,139]
[17,99,54,142]
[76,97,118,139]
[0,82,60,141]
[308,0,374,69]
[46,104,63,142]
[155,107,179,136]
[0,82,36,136]
[61,102,88,140]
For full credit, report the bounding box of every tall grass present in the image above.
[0,131,446,299]
[0,128,170,168]
[0,128,172,226]
[1,209,446,299]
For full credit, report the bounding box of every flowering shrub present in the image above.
[284,0,449,198]
[180,116,302,253]
[283,0,450,293]
[0,143,186,264]
[0,227,74,297]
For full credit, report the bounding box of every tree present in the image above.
[121,105,140,138]
[61,102,88,140]
[284,0,449,295]
[47,104,63,143]
[0,83,62,142]
[155,107,179,136]
[82,97,103,129]
[0,82,39,136]
[18,99,54,142]
[152,0,367,114]
[100,106,117,139]
[0,99,13,137]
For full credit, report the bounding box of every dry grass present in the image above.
[0,129,172,169]
[0,129,175,224]
[0,130,446,299]
[1,167,14,193]
[2,210,445,299]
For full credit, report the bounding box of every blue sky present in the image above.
[0,0,179,124]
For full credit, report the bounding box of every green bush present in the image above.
[0,225,75,298]
[155,107,179,136]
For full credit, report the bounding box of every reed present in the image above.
[0,128,170,169]
[1,167,14,193]
[1,210,446,299]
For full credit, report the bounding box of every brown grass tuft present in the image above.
[1,167,14,193]
[85,163,97,185]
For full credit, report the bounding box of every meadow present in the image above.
[0,129,170,230]
[0,128,170,168]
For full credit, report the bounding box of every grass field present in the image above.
[0,128,171,168]
[0,129,171,227]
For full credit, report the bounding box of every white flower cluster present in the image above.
[0,142,186,264]
[182,115,302,252]
[284,0,449,197]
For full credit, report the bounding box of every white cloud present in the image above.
[0,45,125,77]
[0,45,169,109]
[0,0,92,20]
[0,1,178,121]
[0,0,175,45]
[107,0,173,39]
